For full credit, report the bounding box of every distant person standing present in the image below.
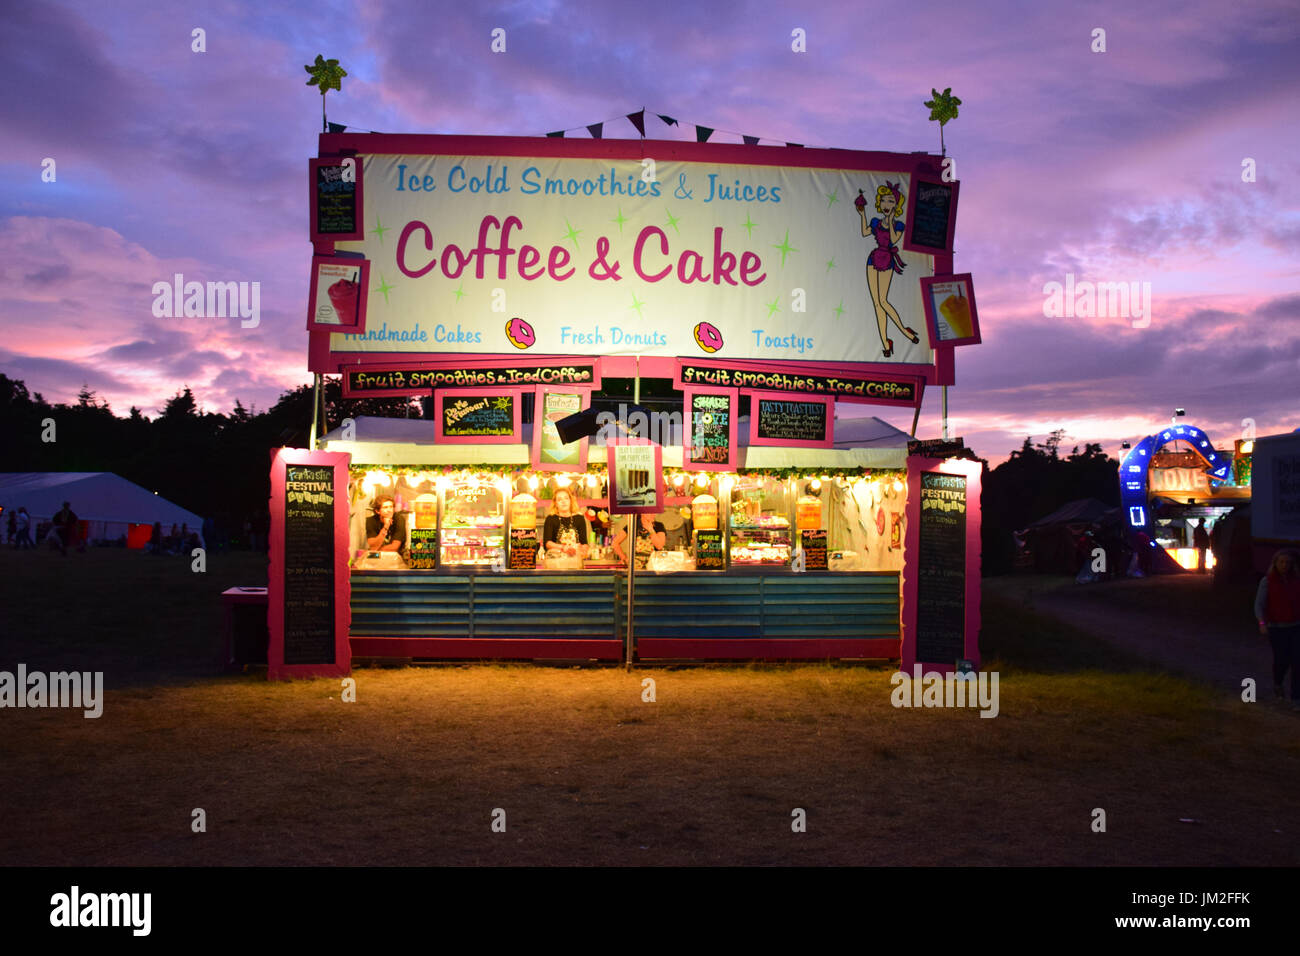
[14,508,33,549]
[52,501,79,556]
[1256,549,1300,705]
[1133,530,1153,576]
[149,521,163,554]
[5,509,14,546]
[1193,522,1210,574]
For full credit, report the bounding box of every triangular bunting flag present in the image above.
[327,122,347,133]
[657,114,678,127]
[626,110,646,137]
[587,123,604,139]
[547,130,565,137]
[742,135,759,145]
[696,125,713,143]
[786,142,804,148]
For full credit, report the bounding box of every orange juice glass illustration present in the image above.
[938,291,973,339]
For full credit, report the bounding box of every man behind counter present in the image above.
[365,495,407,553]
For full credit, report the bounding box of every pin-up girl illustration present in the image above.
[855,181,920,357]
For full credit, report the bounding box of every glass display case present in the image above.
[728,476,791,566]
[440,480,506,566]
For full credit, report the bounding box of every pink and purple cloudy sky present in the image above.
[3,0,1297,463]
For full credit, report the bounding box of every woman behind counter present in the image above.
[365,495,407,553]
[542,488,590,560]
[612,513,666,569]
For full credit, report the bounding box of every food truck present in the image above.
[266,131,983,678]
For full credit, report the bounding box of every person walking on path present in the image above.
[1255,549,1300,705]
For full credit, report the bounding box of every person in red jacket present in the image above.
[1255,549,1300,704]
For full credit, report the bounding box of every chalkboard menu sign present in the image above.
[409,528,438,569]
[436,390,521,442]
[801,528,828,570]
[283,465,336,665]
[509,527,539,569]
[915,471,967,663]
[687,392,735,468]
[310,158,363,240]
[694,529,726,570]
[752,397,831,447]
[905,177,957,254]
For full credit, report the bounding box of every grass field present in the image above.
[1,546,1297,866]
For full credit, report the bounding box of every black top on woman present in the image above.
[542,488,589,558]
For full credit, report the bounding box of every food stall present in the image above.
[322,415,911,660]
[267,130,984,675]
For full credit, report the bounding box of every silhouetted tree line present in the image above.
[980,429,1119,575]
[0,372,417,535]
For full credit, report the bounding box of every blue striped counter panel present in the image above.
[628,571,900,660]
[349,571,621,660]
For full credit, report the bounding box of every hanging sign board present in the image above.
[532,385,592,472]
[607,439,664,515]
[681,387,738,471]
[903,172,959,255]
[920,274,980,347]
[433,388,523,443]
[310,157,364,241]
[749,395,833,448]
[307,256,369,332]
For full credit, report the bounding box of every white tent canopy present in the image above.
[0,473,203,542]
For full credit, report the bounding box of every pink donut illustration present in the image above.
[505,316,535,349]
[693,321,724,353]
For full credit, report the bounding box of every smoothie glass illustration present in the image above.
[327,275,359,322]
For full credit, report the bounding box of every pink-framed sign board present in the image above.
[606,438,664,515]
[532,385,592,472]
[920,273,981,347]
[309,157,365,242]
[307,256,369,332]
[682,386,739,471]
[268,448,352,681]
[433,387,524,444]
[900,455,982,673]
[902,169,959,256]
[746,392,834,448]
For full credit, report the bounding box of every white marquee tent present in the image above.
[0,473,203,545]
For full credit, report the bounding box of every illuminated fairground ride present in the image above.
[1119,421,1252,571]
